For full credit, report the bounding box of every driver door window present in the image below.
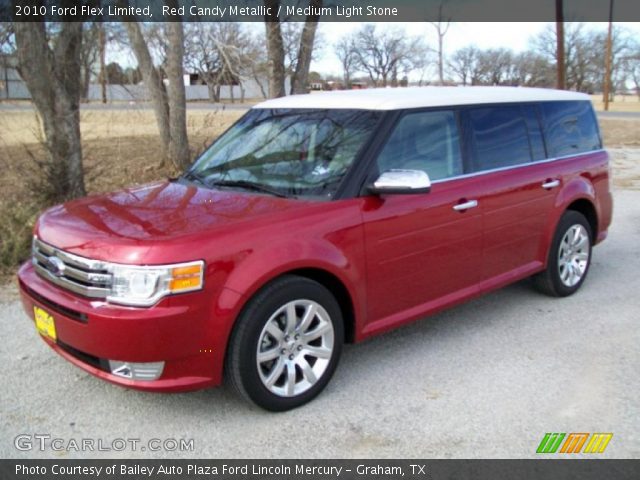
[376,110,462,181]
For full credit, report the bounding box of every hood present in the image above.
[35,181,310,262]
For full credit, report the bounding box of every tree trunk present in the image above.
[555,0,565,89]
[124,21,190,170]
[13,21,86,202]
[264,0,286,98]
[438,35,444,84]
[99,24,107,104]
[124,21,171,167]
[165,22,190,170]
[291,0,322,94]
[206,82,219,102]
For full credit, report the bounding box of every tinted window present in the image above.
[541,101,601,157]
[188,109,381,199]
[377,110,462,181]
[522,104,547,161]
[469,106,532,171]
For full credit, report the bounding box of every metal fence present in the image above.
[0,65,270,102]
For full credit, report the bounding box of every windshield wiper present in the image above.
[182,171,206,186]
[207,179,291,199]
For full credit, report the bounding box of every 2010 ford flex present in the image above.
[18,87,613,410]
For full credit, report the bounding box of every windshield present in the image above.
[185,108,381,199]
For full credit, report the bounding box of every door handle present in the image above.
[542,179,560,189]
[453,200,478,211]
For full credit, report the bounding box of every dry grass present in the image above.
[590,94,640,112]
[0,109,243,193]
[0,108,242,278]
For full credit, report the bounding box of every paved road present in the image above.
[1,190,638,459]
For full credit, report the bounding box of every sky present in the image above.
[308,22,640,80]
[109,22,640,82]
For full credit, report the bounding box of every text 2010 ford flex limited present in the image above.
[18,87,613,410]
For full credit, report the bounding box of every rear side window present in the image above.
[541,101,601,157]
[468,105,532,171]
[376,110,462,181]
[522,105,547,161]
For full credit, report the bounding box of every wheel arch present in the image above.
[566,198,598,243]
[285,267,356,344]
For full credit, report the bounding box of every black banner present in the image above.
[1,460,640,480]
[2,0,640,22]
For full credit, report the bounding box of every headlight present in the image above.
[107,261,204,307]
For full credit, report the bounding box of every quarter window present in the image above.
[468,106,532,171]
[376,110,462,181]
[541,101,601,157]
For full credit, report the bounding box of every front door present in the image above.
[360,110,483,334]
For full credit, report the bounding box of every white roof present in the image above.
[253,86,590,111]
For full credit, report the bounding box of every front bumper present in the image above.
[18,262,226,392]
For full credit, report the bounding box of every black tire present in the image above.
[226,275,344,411]
[533,210,593,297]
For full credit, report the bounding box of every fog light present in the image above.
[108,360,165,381]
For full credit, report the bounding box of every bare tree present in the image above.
[184,23,265,102]
[79,23,101,103]
[123,20,189,170]
[185,23,230,102]
[448,46,480,86]
[264,0,286,97]
[351,25,428,87]
[13,21,86,201]
[531,23,595,92]
[290,2,322,94]
[429,1,451,85]
[263,0,323,97]
[511,51,554,87]
[334,36,357,87]
[592,26,635,99]
[628,47,640,99]
[475,48,514,85]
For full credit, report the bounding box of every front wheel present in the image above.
[226,275,343,411]
[533,210,593,297]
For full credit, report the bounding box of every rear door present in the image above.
[361,110,483,329]
[464,104,556,285]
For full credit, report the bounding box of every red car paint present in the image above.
[18,145,612,392]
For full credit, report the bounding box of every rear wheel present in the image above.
[533,210,593,297]
[226,275,343,411]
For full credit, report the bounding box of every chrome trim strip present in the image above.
[33,237,113,298]
[34,263,111,298]
[430,149,606,186]
[63,264,113,285]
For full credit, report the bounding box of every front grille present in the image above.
[21,281,88,323]
[32,237,112,299]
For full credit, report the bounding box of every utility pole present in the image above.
[99,24,107,104]
[603,0,614,111]
[555,0,565,90]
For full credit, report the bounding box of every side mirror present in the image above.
[368,169,432,195]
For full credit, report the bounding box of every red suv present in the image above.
[18,87,613,410]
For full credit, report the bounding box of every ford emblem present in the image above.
[47,256,66,277]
